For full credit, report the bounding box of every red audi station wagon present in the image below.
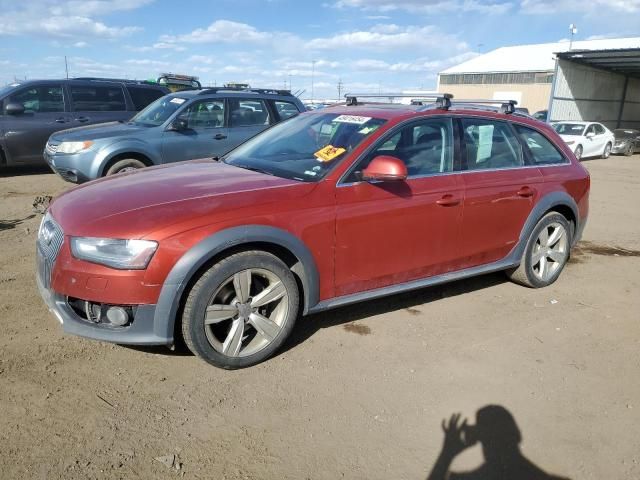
[36,94,590,369]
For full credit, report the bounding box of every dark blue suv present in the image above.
[0,78,169,168]
[44,87,306,183]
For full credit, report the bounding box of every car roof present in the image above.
[5,78,165,88]
[167,88,302,100]
[555,121,593,126]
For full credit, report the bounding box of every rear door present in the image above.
[67,84,130,127]
[161,98,231,162]
[457,117,543,268]
[1,83,68,164]
[225,97,273,150]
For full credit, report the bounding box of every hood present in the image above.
[50,121,150,142]
[49,160,315,239]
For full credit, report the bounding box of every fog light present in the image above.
[105,306,130,326]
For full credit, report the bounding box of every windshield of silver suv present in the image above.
[130,95,188,126]
[224,112,386,182]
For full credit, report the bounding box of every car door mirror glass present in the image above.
[5,102,25,115]
[362,155,407,182]
[586,131,595,138]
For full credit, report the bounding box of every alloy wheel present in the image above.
[203,268,288,357]
[531,222,568,282]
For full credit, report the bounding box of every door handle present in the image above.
[516,186,535,198]
[213,133,227,140]
[54,117,67,123]
[75,117,89,123]
[436,194,460,207]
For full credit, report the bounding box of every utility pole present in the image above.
[64,56,69,79]
[311,60,317,104]
[569,23,578,50]
[337,79,344,101]
[288,74,292,91]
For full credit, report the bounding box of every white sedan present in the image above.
[553,121,615,160]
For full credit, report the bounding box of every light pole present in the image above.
[569,23,578,50]
[311,60,316,104]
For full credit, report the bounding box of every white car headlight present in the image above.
[70,237,158,269]
[57,141,94,154]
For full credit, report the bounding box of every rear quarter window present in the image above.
[126,86,166,111]
[513,124,568,165]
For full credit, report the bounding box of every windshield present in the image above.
[130,95,187,126]
[614,129,638,139]
[554,123,585,136]
[224,112,386,182]
[0,83,21,98]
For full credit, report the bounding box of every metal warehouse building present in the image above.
[438,37,640,129]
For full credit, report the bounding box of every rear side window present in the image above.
[127,86,165,111]
[8,85,64,113]
[513,124,567,165]
[461,118,523,170]
[229,98,270,127]
[70,86,126,112]
[273,100,299,120]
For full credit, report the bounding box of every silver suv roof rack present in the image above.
[343,92,518,114]
[344,92,452,109]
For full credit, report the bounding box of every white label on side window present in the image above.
[170,98,186,104]
[477,125,494,162]
[333,115,371,124]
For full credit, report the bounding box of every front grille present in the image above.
[37,213,64,288]
[45,141,59,155]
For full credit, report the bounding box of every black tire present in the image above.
[601,142,612,159]
[104,158,146,176]
[574,145,583,161]
[506,212,572,288]
[181,250,299,369]
[624,144,634,157]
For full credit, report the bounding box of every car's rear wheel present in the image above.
[624,143,634,156]
[602,142,612,159]
[506,212,571,288]
[105,158,146,176]
[181,251,299,369]
[574,145,583,160]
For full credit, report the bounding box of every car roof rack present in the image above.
[343,92,518,114]
[72,77,158,85]
[197,87,293,96]
[344,92,453,109]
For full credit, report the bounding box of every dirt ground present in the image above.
[1,156,639,480]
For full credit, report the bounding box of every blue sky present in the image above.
[1,0,639,100]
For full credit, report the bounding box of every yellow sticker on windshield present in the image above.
[314,145,346,162]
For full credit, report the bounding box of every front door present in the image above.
[2,83,68,164]
[334,117,464,297]
[161,98,231,162]
[456,117,543,268]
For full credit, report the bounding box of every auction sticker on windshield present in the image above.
[314,145,346,162]
[170,98,186,104]
[333,115,371,124]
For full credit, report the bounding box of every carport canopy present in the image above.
[549,47,640,129]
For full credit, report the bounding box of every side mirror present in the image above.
[5,102,25,115]
[169,117,188,131]
[362,155,407,182]
[585,131,595,139]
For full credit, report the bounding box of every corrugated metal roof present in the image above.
[557,48,640,78]
[440,37,640,75]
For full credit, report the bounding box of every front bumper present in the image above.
[43,149,92,184]
[36,246,172,346]
[611,143,629,154]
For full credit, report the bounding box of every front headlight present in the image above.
[70,237,158,269]
[57,141,93,154]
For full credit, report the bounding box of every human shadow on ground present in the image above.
[0,214,35,231]
[426,405,571,480]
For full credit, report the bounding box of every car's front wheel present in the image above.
[181,251,299,369]
[602,142,612,159]
[506,212,571,288]
[105,158,146,176]
[624,143,634,156]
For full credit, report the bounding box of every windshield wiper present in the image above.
[232,164,275,176]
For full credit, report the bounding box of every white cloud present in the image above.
[333,0,513,14]
[160,20,274,44]
[73,41,88,48]
[520,0,640,13]
[306,24,469,52]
